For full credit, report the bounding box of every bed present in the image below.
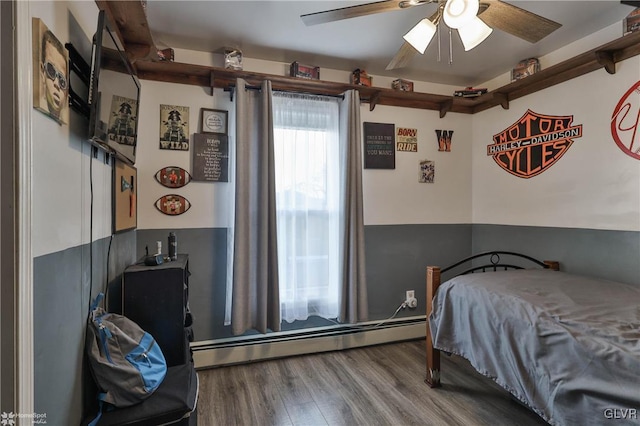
[425,251,640,426]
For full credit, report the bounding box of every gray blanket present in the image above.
[428,269,640,425]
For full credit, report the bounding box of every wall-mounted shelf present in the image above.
[100,0,640,117]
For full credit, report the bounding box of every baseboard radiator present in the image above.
[192,316,427,369]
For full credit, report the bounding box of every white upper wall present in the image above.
[26,1,113,258]
[360,105,472,225]
[135,56,473,230]
[472,56,640,231]
[27,3,640,256]
[482,21,629,90]
[136,81,235,229]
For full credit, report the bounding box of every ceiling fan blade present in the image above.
[301,1,408,26]
[478,0,562,43]
[386,42,419,70]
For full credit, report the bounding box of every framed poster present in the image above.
[200,108,228,134]
[419,160,435,183]
[113,159,137,233]
[32,18,69,124]
[160,104,189,150]
[192,133,229,181]
[363,122,395,169]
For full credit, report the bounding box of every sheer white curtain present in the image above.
[272,92,341,322]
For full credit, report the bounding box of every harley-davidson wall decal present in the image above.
[487,110,583,178]
[611,80,640,160]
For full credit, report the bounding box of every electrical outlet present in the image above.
[405,290,417,309]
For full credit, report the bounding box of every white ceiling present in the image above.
[145,1,636,86]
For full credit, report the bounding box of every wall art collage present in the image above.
[364,122,454,184]
[154,106,229,216]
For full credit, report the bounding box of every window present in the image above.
[272,92,341,323]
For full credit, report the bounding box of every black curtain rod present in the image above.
[224,85,344,102]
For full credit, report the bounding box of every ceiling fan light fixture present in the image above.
[443,0,479,29]
[457,16,493,51]
[403,18,437,54]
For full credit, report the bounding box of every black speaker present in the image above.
[122,255,190,367]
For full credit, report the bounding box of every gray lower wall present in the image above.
[138,223,640,343]
[364,224,472,319]
[33,231,136,425]
[136,228,229,340]
[472,224,640,286]
[34,223,640,423]
[137,224,472,342]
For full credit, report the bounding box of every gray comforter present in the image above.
[428,269,640,425]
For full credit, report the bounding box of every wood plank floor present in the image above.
[196,340,548,426]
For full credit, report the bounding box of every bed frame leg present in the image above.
[426,266,442,388]
[544,260,560,271]
[426,368,441,388]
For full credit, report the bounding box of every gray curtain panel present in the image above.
[231,78,281,335]
[339,90,368,324]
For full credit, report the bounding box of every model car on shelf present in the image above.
[453,87,488,98]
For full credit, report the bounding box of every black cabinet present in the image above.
[122,254,191,367]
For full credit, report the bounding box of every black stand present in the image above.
[65,43,91,119]
[82,361,198,426]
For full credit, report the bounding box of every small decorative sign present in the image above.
[192,133,229,182]
[160,104,189,150]
[488,109,583,178]
[397,127,418,152]
[154,194,191,216]
[154,166,192,188]
[113,159,137,232]
[436,130,454,152]
[363,122,395,169]
[200,108,228,134]
[419,160,435,183]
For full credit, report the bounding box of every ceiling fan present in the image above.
[301,0,563,70]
